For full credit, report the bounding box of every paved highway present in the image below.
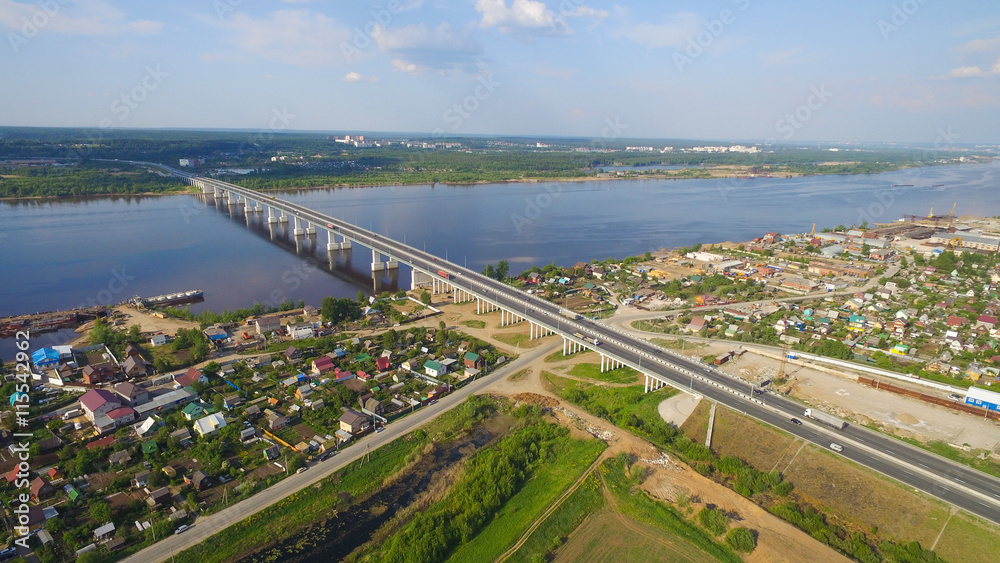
[142,164,1000,527]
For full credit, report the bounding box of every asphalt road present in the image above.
[127,166,1000,559]
[120,340,557,563]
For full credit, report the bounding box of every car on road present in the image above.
[790,418,802,425]
[327,223,336,229]
[174,524,190,535]
[949,393,962,401]
[296,467,308,474]
[830,443,843,452]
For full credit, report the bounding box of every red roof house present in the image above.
[175,367,208,387]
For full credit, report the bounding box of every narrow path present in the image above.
[496,451,609,562]
[930,507,957,551]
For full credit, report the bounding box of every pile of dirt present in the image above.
[896,412,920,424]
[511,393,559,408]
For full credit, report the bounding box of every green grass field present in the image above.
[554,511,722,563]
[460,319,486,329]
[493,332,542,348]
[934,511,1000,563]
[567,362,640,385]
[506,471,606,563]
[447,438,605,563]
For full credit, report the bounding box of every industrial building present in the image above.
[965,386,1000,412]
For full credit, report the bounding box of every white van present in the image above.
[830,443,844,452]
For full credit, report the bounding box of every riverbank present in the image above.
[0,160,946,200]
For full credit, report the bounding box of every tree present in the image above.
[357,290,366,304]
[382,329,399,349]
[420,290,432,305]
[496,260,509,281]
[202,361,221,377]
[89,500,112,524]
[483,264,495,279]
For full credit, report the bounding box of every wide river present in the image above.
[3,162,999,360]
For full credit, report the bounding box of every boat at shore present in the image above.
[0,306,108,338]
[133,290,204,308]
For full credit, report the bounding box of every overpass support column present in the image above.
[279,211,288,223]
[267,206,278,224]
[371,249,384,272]
[306,221,316,236]
[293,217,304,237]
[328,230,338,252]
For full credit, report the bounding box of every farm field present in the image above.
[554,511,719,563]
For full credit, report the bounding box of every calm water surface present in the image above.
[2,162,999,360]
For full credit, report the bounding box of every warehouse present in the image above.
[965,386,1000,412]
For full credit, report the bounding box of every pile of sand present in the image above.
[896,413,920,424]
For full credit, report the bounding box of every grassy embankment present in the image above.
[168,396,497,563]
[544,371,979,562]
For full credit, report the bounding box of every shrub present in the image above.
[725,527,757,553]
[697,506,729,536]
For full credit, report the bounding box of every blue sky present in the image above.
[1,0,998,143]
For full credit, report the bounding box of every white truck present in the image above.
[803,408,847,430]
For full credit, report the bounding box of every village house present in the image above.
[113,382,149,406]
[339,409,370,435]
[80,389,122,421]
[174,367,208,387]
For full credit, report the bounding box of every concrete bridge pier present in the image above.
[293,217,305,237]
[530,322,551,339]
[267,207,278,225]
[643,374,666,393]
[371,248,385,272]
[601,355,622,373]
[327,230,339,252]
[411,269,432,290]
[279,211,289,224]
[339,235,352,250]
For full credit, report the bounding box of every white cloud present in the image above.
[0,0,162,35]
[561,5,609,19]
[210,9,352,67]
[374,22,483,73]
[617,12,701,49]
[956,34,1000,53]
[391,59,419,74]
[475,0,571,37]
[938,59,1000,79]
[344,71,377,82]
[948,66,990,78]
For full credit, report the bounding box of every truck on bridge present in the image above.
[561,310,581,320]
[803,408,847,430]
[572,332,601,346]
[437,270,451,279]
